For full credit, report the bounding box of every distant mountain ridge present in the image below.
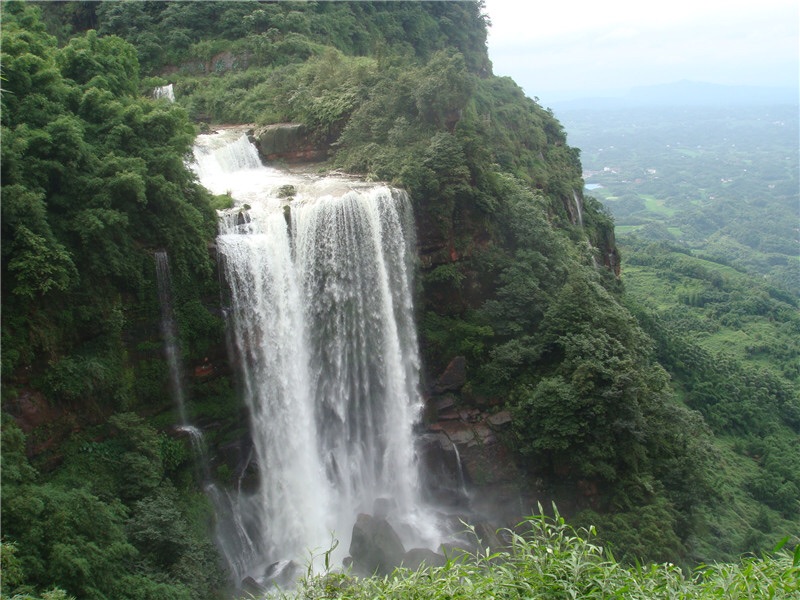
[550,80,798,111]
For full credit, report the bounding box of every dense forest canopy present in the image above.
[1,2,798,599]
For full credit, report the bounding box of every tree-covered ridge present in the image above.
[1,1,218,380]
[2,2,225,598]
[618,237,800,560]
[92,0,491,75]
[43,0,579,208]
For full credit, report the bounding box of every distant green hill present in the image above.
[560,103,800,562]
[560,105,799,295]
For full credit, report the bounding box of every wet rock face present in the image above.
[417,432,471,509]
[425,408,526,521]
[422,355,536,524]
[240,560,299,596]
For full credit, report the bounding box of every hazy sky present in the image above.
[483,0,799,103]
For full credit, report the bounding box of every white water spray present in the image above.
[153,83,175,102]
[192,130,437,582]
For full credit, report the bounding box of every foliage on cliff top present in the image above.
[41,0,584,214]
[1,0,219,383]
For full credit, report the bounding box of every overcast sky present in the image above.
[483,0,799,104]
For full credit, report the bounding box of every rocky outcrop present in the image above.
[421,358,540,524]
[240,560,299,595]
[432,356,467,394]
[160,51,251,78]
[425,406,527,521]
[252,123,328,163]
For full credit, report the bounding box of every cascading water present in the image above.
[192,129,438,584]
[153,83,175,102]
[451,444,470,501]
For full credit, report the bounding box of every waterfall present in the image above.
[155,251,188,424]
[156,251,219,488]
[193,130,436,582]
[451,444,469,500]
[572,189,583,226]
[153,83,175,102]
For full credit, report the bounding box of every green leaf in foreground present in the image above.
[278,508,798,600]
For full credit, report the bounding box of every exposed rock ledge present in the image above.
[252,123,329,163]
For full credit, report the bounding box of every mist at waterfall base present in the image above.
[190,129,460,588]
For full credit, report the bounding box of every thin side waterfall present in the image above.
[155,251,187,425]
[192,130,438,584]
[451,444,470,500]
[572,189,583,226]
[156,251,215,487]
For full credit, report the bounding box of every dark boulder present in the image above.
[264,560,300,588]
[402,547,446,570]
[241,576,265,596]
[348,513,406,576]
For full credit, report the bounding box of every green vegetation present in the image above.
[619,238,800,561]
[1,416,224,600]
[280,510,799,600]
[2,1,797,597]
[559,103,800,562]
[1,2,225,598]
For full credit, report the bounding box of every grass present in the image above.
[269,508,799,599]
[616,225,642,235]
[641,194,678,216]
[619,266,690,311]
[668,226,685,237]
[700,329,754,359]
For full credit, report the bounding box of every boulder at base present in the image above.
[348,513,406,576]
[402,547,446,571]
